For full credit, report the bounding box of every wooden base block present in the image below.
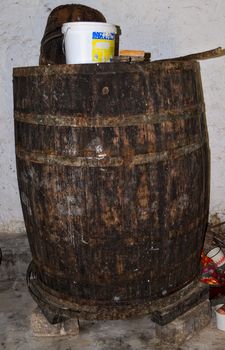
[155,299,211,345]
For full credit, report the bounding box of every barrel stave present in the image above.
[14,61,209,312]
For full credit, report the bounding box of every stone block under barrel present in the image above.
[13,61,210,320]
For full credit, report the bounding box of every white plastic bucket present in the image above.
[207,247,225,267]
[62,22,117,64]
[215,304,225,331]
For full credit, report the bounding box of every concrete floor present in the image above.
[1,232,225,349]
[1,279,225,350]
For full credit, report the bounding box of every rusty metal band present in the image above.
[16,142,205,168]
[14,108,203,128]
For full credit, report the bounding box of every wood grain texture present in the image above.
[13,61,210,318]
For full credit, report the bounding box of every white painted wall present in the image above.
[0,0,225,233]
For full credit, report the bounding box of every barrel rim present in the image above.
[13,60,200,77]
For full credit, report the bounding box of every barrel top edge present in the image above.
[13,60,200,77]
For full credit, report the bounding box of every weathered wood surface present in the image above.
[13,61,210,318]
[39,4,106,65]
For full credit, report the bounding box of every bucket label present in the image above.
[92,32,115,62]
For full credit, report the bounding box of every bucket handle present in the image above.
[62,26,71,55]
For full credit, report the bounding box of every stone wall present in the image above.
[1,0,225,233]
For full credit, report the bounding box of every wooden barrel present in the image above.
[39,4,106,65]
[13,61,210,319]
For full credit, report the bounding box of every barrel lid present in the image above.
[13,60,200,77]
